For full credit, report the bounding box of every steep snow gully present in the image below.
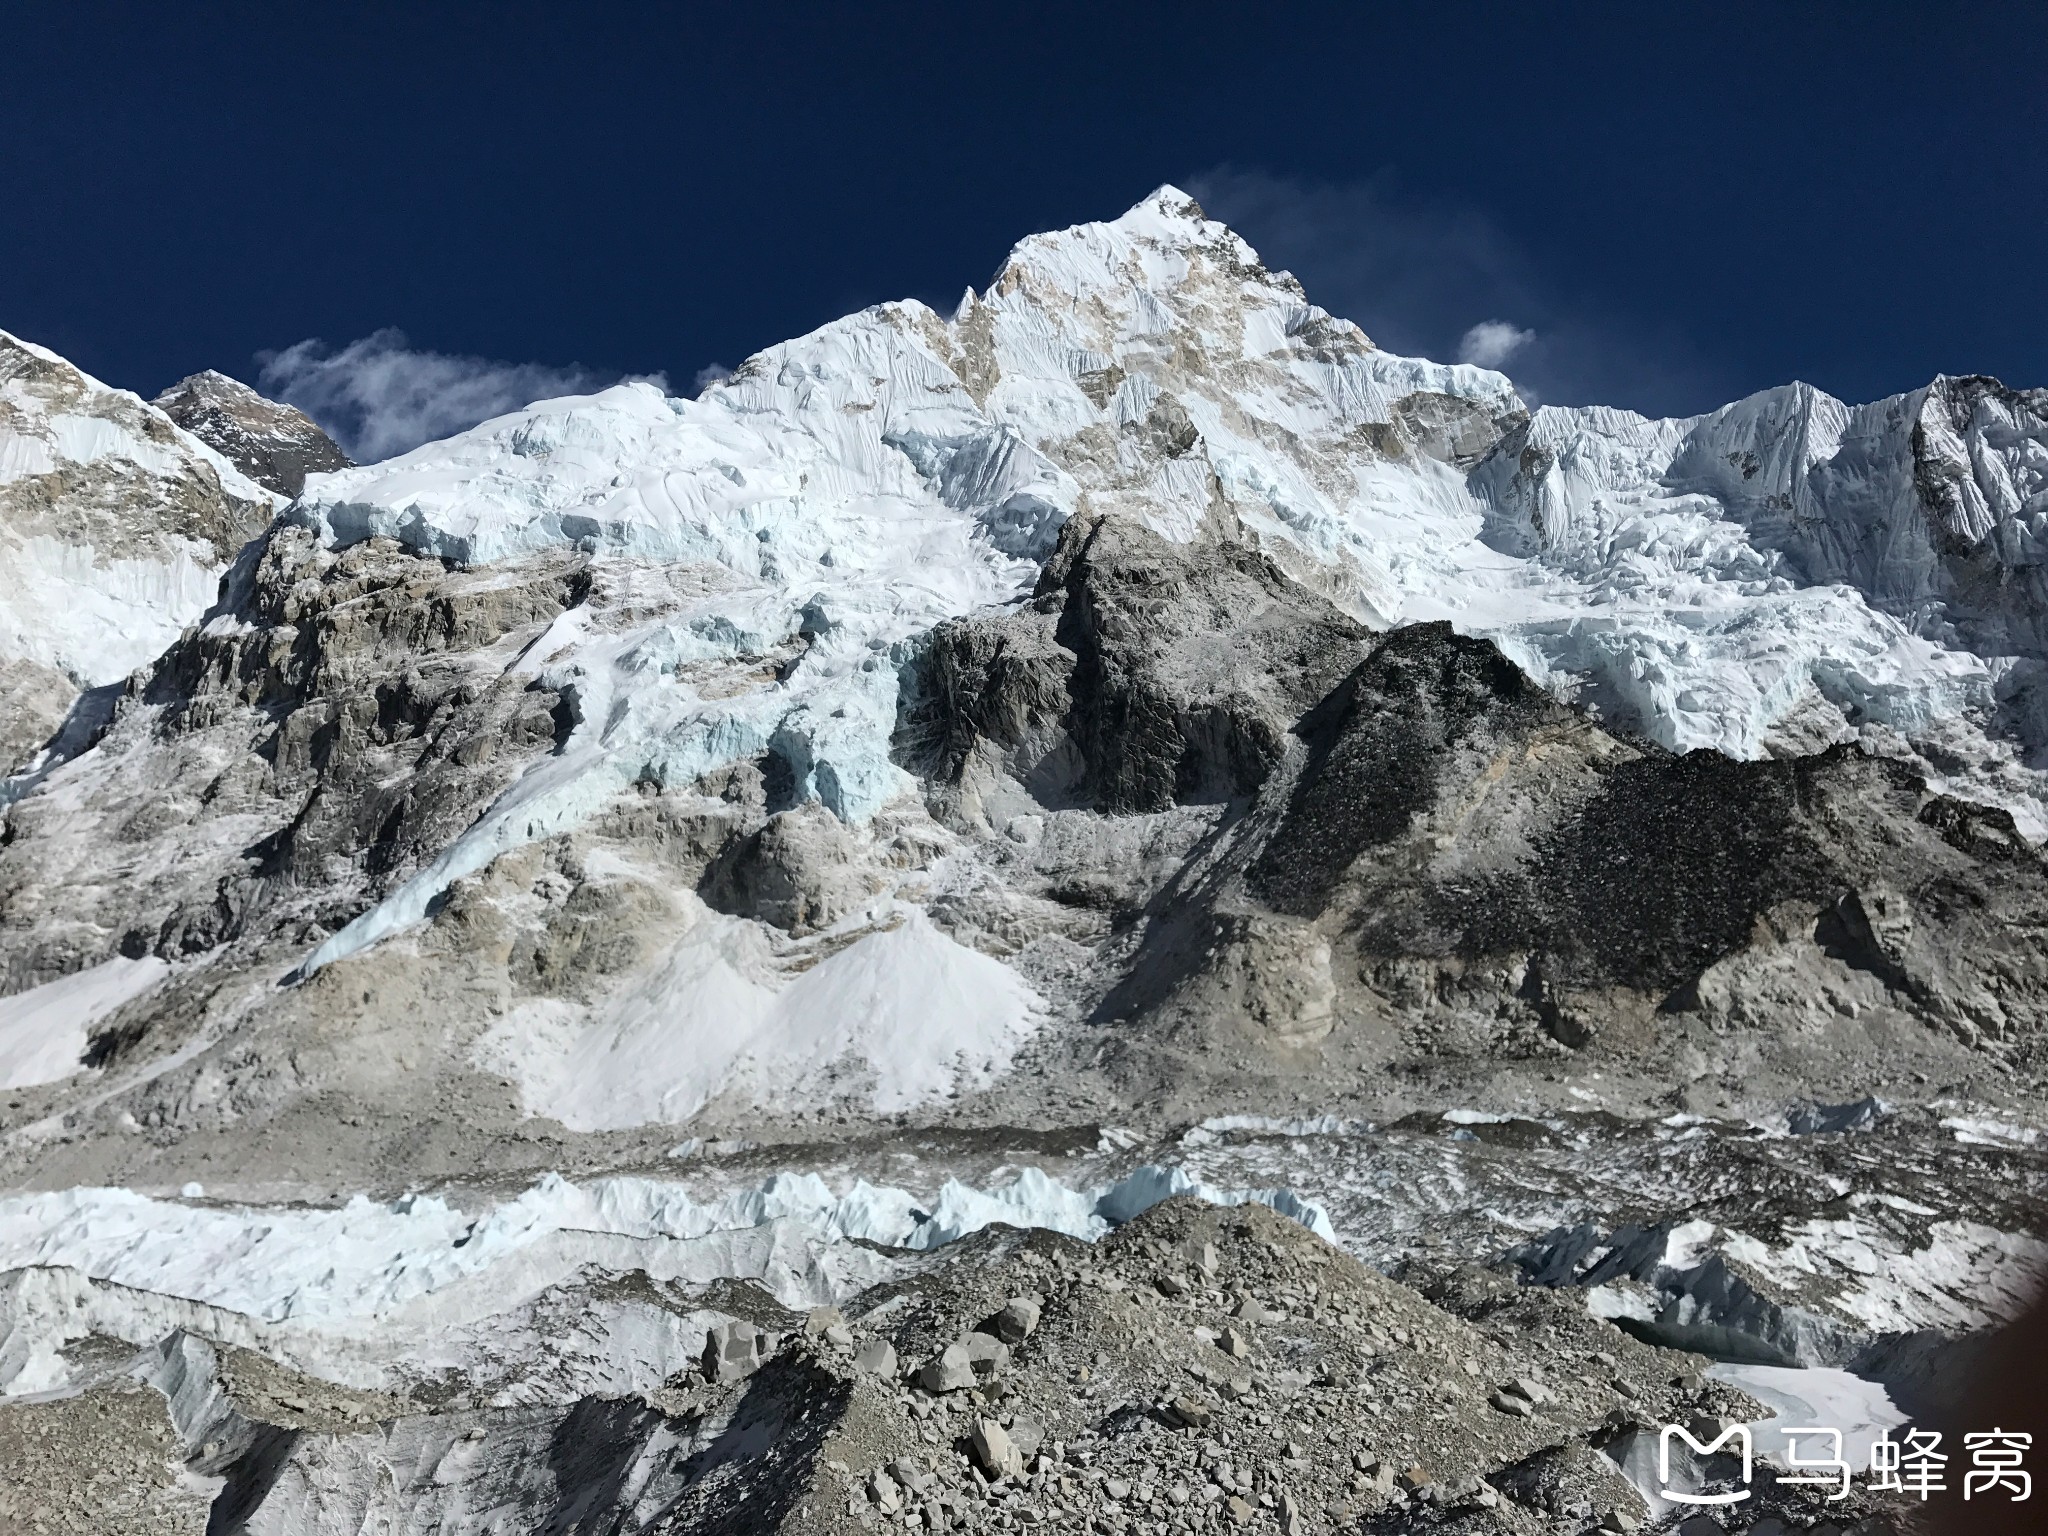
[4,186,2048,1534]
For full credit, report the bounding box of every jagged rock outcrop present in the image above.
[899,514,1372,820]
[153,369,352,497]
[700,801,882,933]
[0,524,587,989]
[1114,619,2048,1058]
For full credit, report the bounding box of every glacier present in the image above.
[0,1163,1330,1342]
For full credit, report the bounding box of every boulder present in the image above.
[855,1338,898,1378]
[989,1295,1041,1344]
[918,1339,977,1393]
[701,1320,778,1384]
[970,1417,1024,1479]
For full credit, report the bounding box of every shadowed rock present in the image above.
[154,370,351,498]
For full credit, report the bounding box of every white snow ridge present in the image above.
[0,329,283,688]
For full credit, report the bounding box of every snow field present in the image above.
[0,955,168,1091]
[477,905,1045,1127]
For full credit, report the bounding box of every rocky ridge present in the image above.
[0,332,282,775]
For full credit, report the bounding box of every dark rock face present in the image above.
[700,802,878,934]
[898,515,1372,816]
[1046,517,1372,812]
[902,532,2048,1060]
[913,599,2047,1065]
[1250,623,1579,919]
[153,370,351,497]
[0,525,586,986]
[895,604,1078,804]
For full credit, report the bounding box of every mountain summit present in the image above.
[0,331,282,770]
[153,367,351,497]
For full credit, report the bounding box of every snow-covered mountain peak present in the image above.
[0,333,278,527]
[977,182,1297,319]
[9,203,2048,1519]
[0,330,284,771]
[255,190,2048,980]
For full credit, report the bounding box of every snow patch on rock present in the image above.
[0,955,168,1091]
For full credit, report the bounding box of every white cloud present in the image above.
[256,328,669,463]
[693,361,735,392]
[1457,320,1536,370]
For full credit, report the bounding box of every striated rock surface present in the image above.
[152,368,352,497]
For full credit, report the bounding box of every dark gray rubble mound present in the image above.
[154,369,352,497]
[1248,622,1585,919]
[1242,622,2048,1054]
[913,531,2048,1068]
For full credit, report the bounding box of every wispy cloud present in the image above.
[1187,167,1727,416]
[692,361,735,392]
[256,328,670,463]
[1457,320,1536,370]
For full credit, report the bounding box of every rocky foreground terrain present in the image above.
[4,1194,1936,1536]
[4,190,2048,1533]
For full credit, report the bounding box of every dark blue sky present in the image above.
[6,2,2046,443]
